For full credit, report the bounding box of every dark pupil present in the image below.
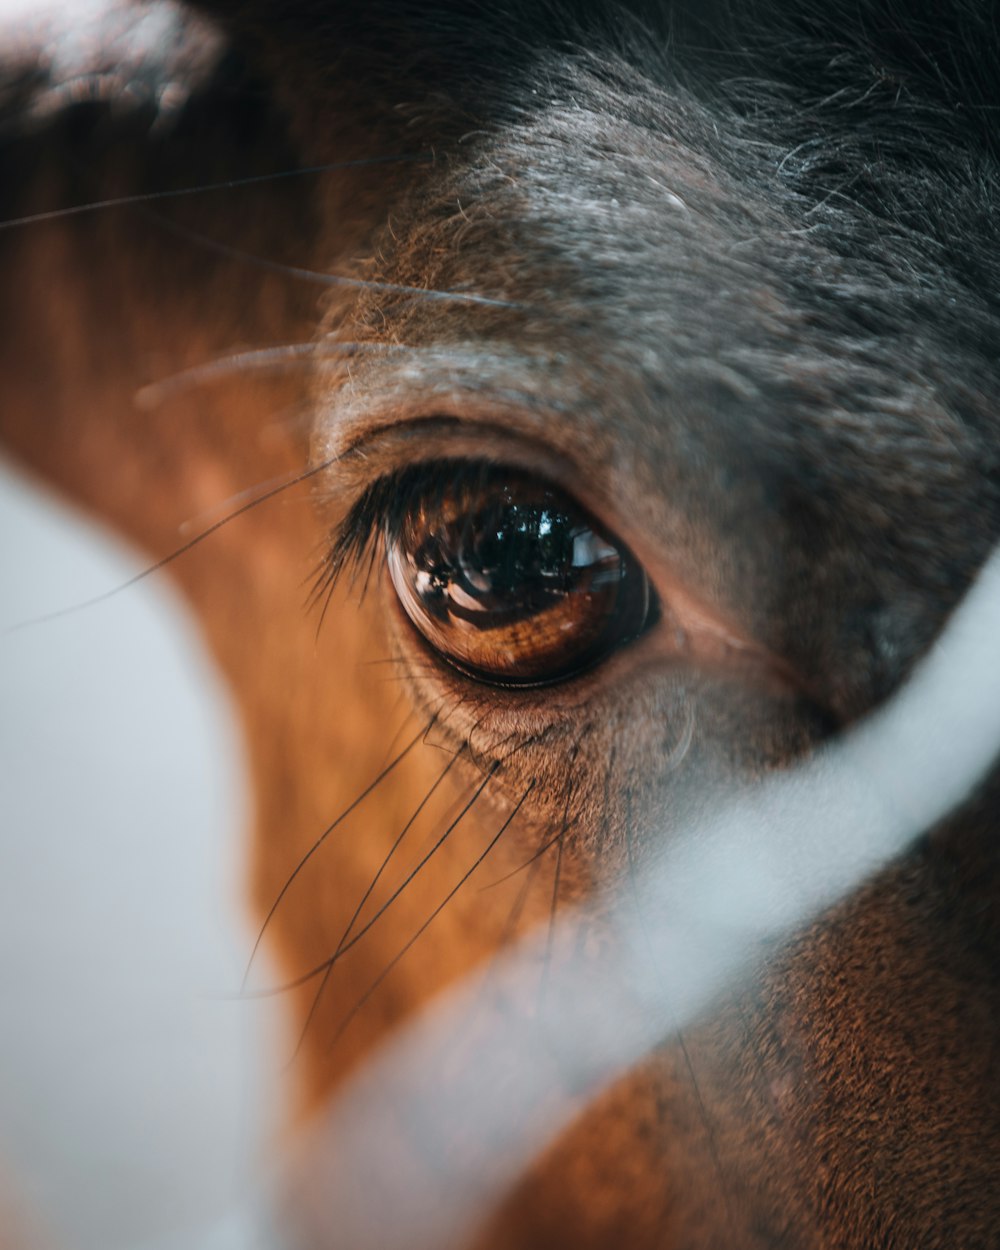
[411,496,589,626]
[386,464,649,687]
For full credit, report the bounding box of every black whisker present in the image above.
[360,655,417,668]
[360,706,424,777]
[495,845,544,949]
[432,803,545,1034]
[289,745,466,1059]
[149,212,525,309]
[623,788,738,1236]
[0,152,434,232]
[479,817,575,891]
[241,718,434,990]
[370,664,445,691]
[255,758,499,997]
[545,817,566,963]
[177,463,312,535]
[327,780,534,1050]
[539,738,583,998]
[2,456,337,635]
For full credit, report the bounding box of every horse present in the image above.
[2,2,999,1245]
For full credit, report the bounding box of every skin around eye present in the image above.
[385,463,654,685]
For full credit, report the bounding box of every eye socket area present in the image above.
[381,461,655,687]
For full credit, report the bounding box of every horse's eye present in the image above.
[385,464,654,686]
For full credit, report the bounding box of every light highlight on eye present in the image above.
[383,463,654,685]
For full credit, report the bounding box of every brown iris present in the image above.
[386,464,653,686]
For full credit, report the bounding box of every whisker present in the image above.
[1,456,337,635]
[149,212,525,309]
[539,738,583,999]
[479,818,574,891]
[370,664,444,691]
[0,152,434,232]
[465,835,549,1026]
[544,819,566,971]
[421,690,478,749]
[256,759,500,997]
[327,780,535,1050]
[463,704,506,774]
[177,463,312,534]
[476,722,578,892]
[623,790,738,1236]
[135,340,416,408]
[495,848,544,950]
[242,718,435,990]
[290,746,466,1060]
[493,722,564,767]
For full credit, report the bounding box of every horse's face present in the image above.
[3,2,1000,1247]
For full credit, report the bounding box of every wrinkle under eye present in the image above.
[385,462,654,686]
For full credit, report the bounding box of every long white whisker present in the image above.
[134,341,415,408]
[0,153,433,232]
[148,213,526,310]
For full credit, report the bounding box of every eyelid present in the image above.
[319,416,586,513]
[319,415,673,590]
[319,469,804,715]
[317,416,628,595]
[316,418,809,702]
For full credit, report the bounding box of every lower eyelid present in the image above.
[321,449,806,705]
[384,548,803,722]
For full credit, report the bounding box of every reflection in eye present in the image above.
[383,462,654,685]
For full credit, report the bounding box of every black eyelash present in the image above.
[311,459,496,611]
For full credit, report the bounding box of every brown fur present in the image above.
[2,3,999,1246]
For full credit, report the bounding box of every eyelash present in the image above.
[314,454,664,704]
[313,460,493,607]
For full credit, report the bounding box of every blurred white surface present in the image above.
[0,458,282,1250]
